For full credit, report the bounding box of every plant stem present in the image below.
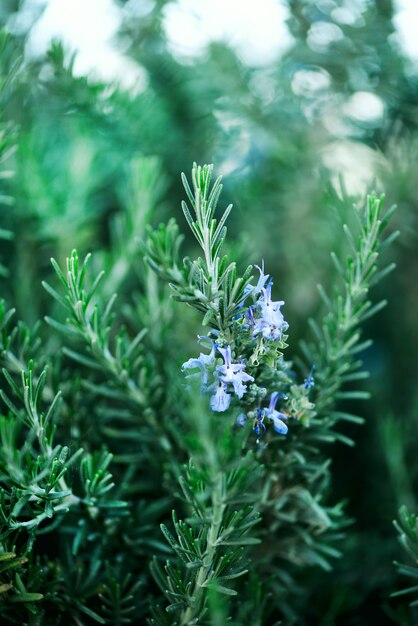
[180,471,225,626]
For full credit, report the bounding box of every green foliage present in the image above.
[145,164,395,624]
[44,250,149,408]
[392,507,418,624]
[0,1,416,622]
[150,415,262,625]
[0,147,397,624]
[146,163,252,330]
[301,194,397,425]
[0,326,127,622]
[0,31,17,280]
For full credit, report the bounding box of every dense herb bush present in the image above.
[0,1,418,623]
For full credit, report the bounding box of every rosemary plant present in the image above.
[144,163,395,624]
[0,6,416,622]
[0,147,396,622]
[391,507,418,624]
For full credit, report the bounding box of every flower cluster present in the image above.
[246,264,289,342]
[237,392,289,443]
[183,342,254,413]
[182,262,313,442]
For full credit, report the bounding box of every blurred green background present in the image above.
[0,1,417,623]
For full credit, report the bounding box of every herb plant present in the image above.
[0,152,396,624]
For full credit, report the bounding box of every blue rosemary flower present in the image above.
[253,284,288,341]
[216,345,254,399]
[246,305,255,326]
[253,261,270,294]
[254,408,266,442]
[304,365,316,390]
[238,262,270,315]
[210,382,231,412]
[182,341,216,389]
[235,262,268,316]
[236,413,247,427]
[264,391,288,435]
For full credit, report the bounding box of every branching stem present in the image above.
[180,472,225,625]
